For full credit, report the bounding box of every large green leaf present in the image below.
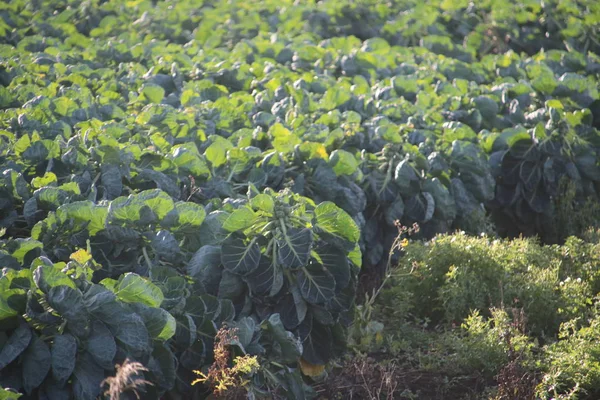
[56,201,108,236]
[141,83,165,104]
[250,194,275,213]
[423,178,456,221]
[162,202,206,231]
[114,273,164,308]
[151,230,181,262]
[520,161,542,191]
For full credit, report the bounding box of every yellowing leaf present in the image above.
[70,249,92,264]
[299,357,325,377]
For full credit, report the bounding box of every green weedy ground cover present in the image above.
[0,0,599,398]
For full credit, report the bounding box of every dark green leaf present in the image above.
[0,323,32,370]
[86,321,116,370]
[276,287,307,330]
[47,286,89,337]
[130,303,176,341]
[297,263,335,304]
[263,314,302,364]
[221,236,261,275]
[244,256,284,297]
[51,334,77,386]
[22,335,51,394]
[147,343,176,391]
[314,244,350,290]
[300,319,332,365]
[277,227,312,269]
[72,352,104,400]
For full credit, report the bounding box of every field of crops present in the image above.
[1,0,600,399]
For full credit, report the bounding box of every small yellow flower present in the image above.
[400,238,409,248]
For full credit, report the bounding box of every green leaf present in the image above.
[0,323,32,369]
[22,335,51,394]
[57,201,108,236]
[114,273,164,308]
[31,172,57,189]
[151,230,181,262]
[33,265,77,293]
[141,83,165,104]
[329,150,358,176]
[297,263,336,304]
[250,194,275,213]
[162,202,206,231]
[222,207,258,232]
[314,202,360,245]
[221,236,261,275]
[11,240,43,264]
[51,334,77,386]
[86,321,116,370]
[270,123,301,153]
[0,388,21,400]
[384,197,405,226]
[423,178,456,221]
[277,227,312,269]
[218,271,245,300]
[520,161,542,191]
[108,189,175,225]
[405,193,435,223]
[204,136,233,168]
